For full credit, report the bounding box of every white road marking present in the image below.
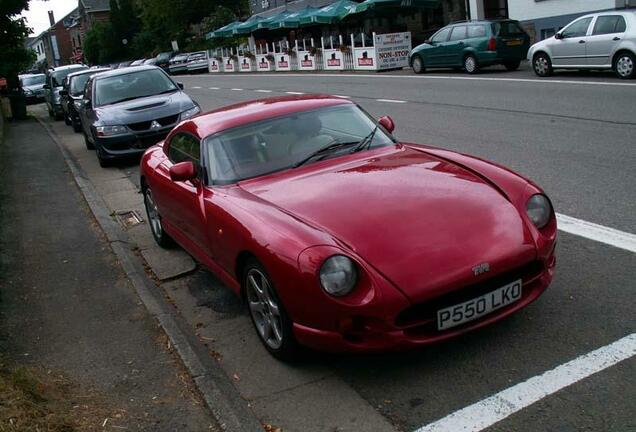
[285,91,305,95]
[377,98,407,104]
[231,88,244,91]
[254,89,273,93]
[415,333,636,432]
[208,87,220,90]
[218,73,636,88]
[191,86,202,89]
[332,94,351,99]
[556,213,636,253]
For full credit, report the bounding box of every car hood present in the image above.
[95,91,194,125]
[24,84,44,91]
[240,145,536,302]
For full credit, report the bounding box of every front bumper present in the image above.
[292,254,556,353]
[95,129,171,159]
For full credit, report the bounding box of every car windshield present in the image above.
[21,75,45,86]
[493,21,525,36]
[51,66,88,87]
[70,72,99,96]
[204,104,395,184]
[94,69,177,106]
[172,55,188,62]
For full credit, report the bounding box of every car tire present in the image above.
[614,51,635,80]
[533,52,553,77]
[411,55,425,74]
[64,114,71,126]
[95,143,111,167]
[463,54,479,74]
[48,107,54,118]
[244,258,300,362]
[143,186,175,248]
[83,131,94,150]
[504,60,521,71]
[72,119,82,133]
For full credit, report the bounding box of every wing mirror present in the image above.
[83,98,91,109]
[554,32,564,40]
[177,82,184,90]
[378,115,395,133]
[169,161,197,182]
[425,39,434,45]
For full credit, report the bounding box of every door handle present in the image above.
[578,40,586,44]
[613,37,621,41]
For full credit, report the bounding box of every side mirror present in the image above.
[83,98,91,109]
[554,32,563,40]
[43,84,50,89]
[59,89,68,97]
[169,161,197,182]
[378,116,395,133]
[177,82,184,90]
[425,39,434,45]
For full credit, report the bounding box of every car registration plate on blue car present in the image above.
[437,279,522,330]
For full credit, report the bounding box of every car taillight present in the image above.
[488,37,497,51]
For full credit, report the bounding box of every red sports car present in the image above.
[140,95,557,360]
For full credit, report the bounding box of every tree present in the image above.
[0,0,36,89]
[83,21,120,65]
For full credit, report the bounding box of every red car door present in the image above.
[153,132,212,256]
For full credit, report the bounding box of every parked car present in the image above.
[19,73,47,103]
[60,67,110,132]
[186,51,209,73]
[79,65,200,166]
[528,11,636,79]
[144,58,158,65]
[155,51,174,71]
[130,59,146,66]
[409,19,530,74]
[139,95,557,360]
[117,60,134,69]
[168,53,190,74]
[44,64,88,119]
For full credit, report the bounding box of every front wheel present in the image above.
[464,54,479,74]
[143,186,174,248]
[411,56,425,74]
[244,259,299,361]
[504,60,521,71]
[72,119,82,133]
[64,113,71,126]
[533,53,553,77]
[614,52,635,79]
[83,131,94,150]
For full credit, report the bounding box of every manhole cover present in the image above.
[115,210,144,228]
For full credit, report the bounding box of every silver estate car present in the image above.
[528,11,636,79]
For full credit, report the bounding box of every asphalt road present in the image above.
[116,69,635,431]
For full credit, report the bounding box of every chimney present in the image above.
[48,10,55,26]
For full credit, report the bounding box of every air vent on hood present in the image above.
[126,101,166,111]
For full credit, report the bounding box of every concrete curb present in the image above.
[34,116,263,432]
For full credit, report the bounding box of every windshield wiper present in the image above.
[350,123,379,154]
[293,141,359,168]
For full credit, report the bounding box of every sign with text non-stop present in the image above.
[374,32,412,70]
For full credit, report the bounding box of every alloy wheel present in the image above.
[464,56,477,74]
[412,57,424,74]
[616,55,634,78]
[246,268,284,350]
[534,56,550,76]
[144,188,163,241]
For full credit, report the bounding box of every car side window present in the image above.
[85,79,93,101]
[561,17,593,38]
[168,133,201,166]
[592,16,627,35]
[449,26,467,41]
[467,25,487,38]
[431,27,452,43]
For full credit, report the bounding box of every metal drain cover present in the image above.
[115,210,144,228]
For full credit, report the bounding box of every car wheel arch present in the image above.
[236,250,258,299]
[612,49,635,68]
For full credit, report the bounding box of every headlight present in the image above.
[181,105,200,120]
[23,88,33,95]
[319,255,357,297]
[95,125,128,137]
[526,194,552,229]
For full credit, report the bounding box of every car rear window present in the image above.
[493,21,525,36]
[467,25,487,38]
[593,15,627,35]
[51,66,88,87]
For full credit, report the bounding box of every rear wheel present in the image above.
[504,60,521,71]
[411,55,425,74]
[614,51,635,79]
[143,186,174,248]
[463,54,479,74]
[244,259,300,361]
[533,52,553,77]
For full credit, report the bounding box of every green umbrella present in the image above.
[207,21,242,39]
[267,8,316,29]
[233,15,264,34]
[298,0,358,25]
[353,0,440,13]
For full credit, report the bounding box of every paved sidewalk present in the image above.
[0,117,218,430]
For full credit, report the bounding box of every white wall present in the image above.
[508,0,618,22]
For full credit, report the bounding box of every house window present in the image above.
[540,28,555,40]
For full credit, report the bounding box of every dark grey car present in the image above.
[44,64,88,119]
[78,65,200,167]
[19,73,47,103]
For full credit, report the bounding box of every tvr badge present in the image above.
[472,263,490,276]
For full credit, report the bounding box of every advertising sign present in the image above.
[297,52,316,70]
[257,57,271,71]
[374,32,412,70]
[324,50,344,70]
[353,47,376,70]
[275,54,291,71]
[209,59,220,73]
[223,58,235,72]
[239,57,253,72]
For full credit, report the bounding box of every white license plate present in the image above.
[437,279,522,330]
[507,39,522,46]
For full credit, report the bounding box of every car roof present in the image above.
[91,65,164,80]
[50,64,86,72]
[447,19,517,26]
[189,95,353,138]
[67,67,110,80]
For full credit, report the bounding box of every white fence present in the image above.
[207,32,411,73]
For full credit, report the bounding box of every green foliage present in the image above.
[83,21,121,65]
[0,0,36,88]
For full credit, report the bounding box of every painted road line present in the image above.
[556,213,636,254]
[286,91,305,95]
[208,87,220,90]
[254,89,272,93]
[223,73,636,88]
[332,95,351,99]
[377,98,407,104]
[231,88,243,91]
[191,86,202,89]
[415,333,636,432]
